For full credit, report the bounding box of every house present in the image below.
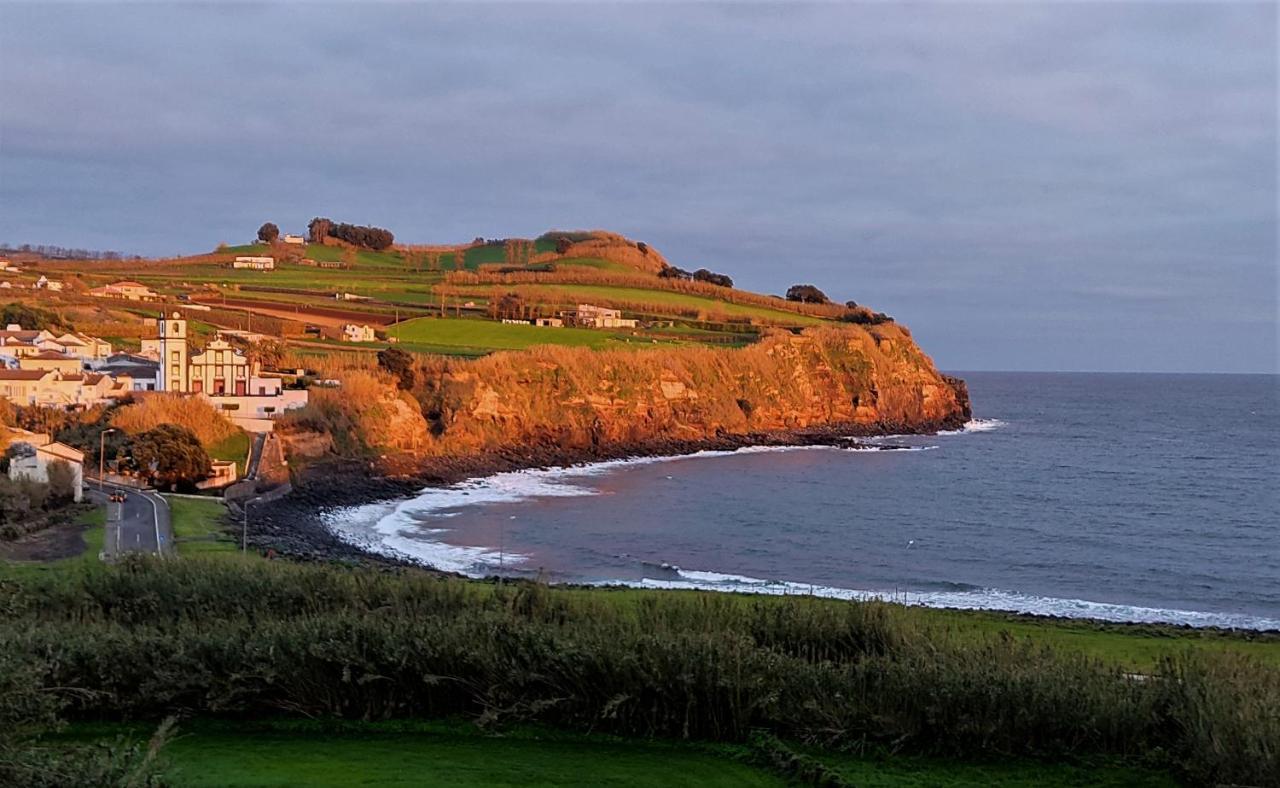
[282,234,306,245]
[53,333,112,360]
[342,324,376,342]
[19,350,82,375]
[534,317,564,327]
[562,303,638,329]
[35,276,64,292]
[0,325,60,358]
[98,353,160,391]
[0,368,129,408]
[3,428,85,502]
[232,256,275,270]
[89,281,158,301]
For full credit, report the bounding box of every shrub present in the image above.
[111,394,238,447]
[126,424,211,489]
[786,284,829,304]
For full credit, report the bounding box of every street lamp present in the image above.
[242,498,251,553]
[98,428,116,491]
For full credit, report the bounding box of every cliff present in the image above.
[281,323,969,466]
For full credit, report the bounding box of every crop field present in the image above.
[388,317,636,351]
[447,283,827,325]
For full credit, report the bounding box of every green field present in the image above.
[388,317,639,352]
[165,496,237,556]
[455,284,825,326]
[67,720,1175,788]
[207,431,250,474]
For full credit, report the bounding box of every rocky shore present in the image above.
[249,414,967,566]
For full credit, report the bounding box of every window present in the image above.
[170,351,179,362]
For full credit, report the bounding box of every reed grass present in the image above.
[1,560,1275,784]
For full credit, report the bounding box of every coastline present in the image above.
[252,417,963,565]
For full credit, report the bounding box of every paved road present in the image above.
[88,485,173,559]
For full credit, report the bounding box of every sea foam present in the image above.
[623,568,1280,631]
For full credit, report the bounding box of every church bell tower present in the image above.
[157,313,188,392]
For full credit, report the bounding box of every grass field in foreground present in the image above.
[389,317,629,351]
[68,720,1175,788]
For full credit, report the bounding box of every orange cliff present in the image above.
[281,323,970,467]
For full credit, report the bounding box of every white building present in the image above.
[282,234,306,245]
[342,324,376,342]
[4,428,86,501]
[562,303,638,329]
[232,256,275,270]
[35,276,65,292]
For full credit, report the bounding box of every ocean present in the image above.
[324,372,1280,630]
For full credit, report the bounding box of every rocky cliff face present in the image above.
[408,323,968,458]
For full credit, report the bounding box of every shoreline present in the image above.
[252,418,960,563]
[249,419,1280,635]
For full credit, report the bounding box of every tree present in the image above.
[257,222,280,243]
[693,269,734,288]
[377,347,416,390]
[555,236,572,255]
[45,460,76,504]
[786,284,829,304]
[127,425,211,490]
[308,217,332,243]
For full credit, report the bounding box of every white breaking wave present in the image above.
[320,443,880,573]
[613,569,1280,631]
[939,418,1007,435]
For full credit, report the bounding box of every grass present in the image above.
[0,506,105,579]
[388,317,634,352]
[207,430,251,474]
[454,284,826,325]
[64,719,1176,788]
[165,496,237,556]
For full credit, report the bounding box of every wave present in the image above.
[939,418,1006,435]
[613,568,1280,631]
[320,441,922,573]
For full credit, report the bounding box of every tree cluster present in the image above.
[692,268,734,288]
[839,310,893,325]
[257,222,280,243]
[0,303,69,332]
[307,218,394,250]
[785,284,829,304]
[0,243,136,261]
[377,347,416,390]
[126,424,211,490]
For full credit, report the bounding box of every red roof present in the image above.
[0,369,51,380]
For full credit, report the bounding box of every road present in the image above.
[88,485,173,559]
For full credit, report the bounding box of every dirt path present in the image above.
[0,519,88,562]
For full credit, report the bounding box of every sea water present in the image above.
[323,373,1280,630]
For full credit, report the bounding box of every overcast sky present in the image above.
[1,3,1275,372]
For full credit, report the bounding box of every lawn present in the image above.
[388,317,631,352]
[207,430,250,474]
[67,720,1176,788]
[164,496,237,556]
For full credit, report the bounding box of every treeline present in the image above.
[659,265,734,288]
[1,560,1275,787]
[307,218,394,250]
[0,243,139,261]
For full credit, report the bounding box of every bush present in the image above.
[692,268,733,288]
[111,394,239,447]
[126,424,211,489]
[1,561,1276,785]
[786,284,829,304]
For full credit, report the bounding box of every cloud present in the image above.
[0,2,1274,372]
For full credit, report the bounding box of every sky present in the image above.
[1,2,1275,373]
